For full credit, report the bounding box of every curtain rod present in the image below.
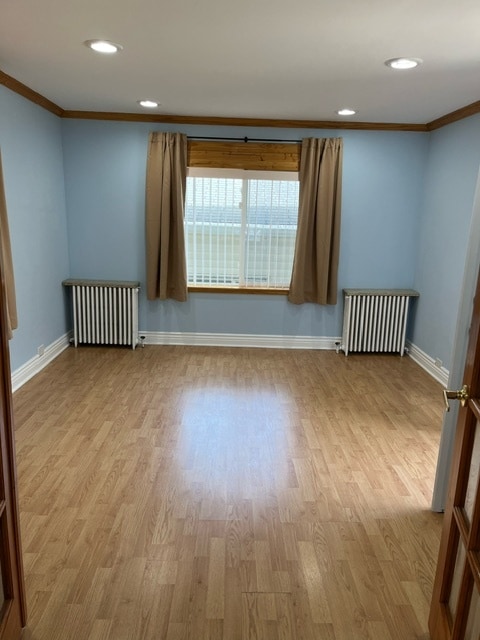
[188,136,302,144]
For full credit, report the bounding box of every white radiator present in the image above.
[63,279,140,349]
[341,289,419,356]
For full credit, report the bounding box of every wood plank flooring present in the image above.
[13,346,444,639]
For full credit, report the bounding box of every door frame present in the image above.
[0,155,27,633]
[0,310,27,640]
[0,293,26,634]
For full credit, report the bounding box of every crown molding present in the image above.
[1,67,479,132]
[427,100,480,131]
[60,109,428,132]
[0,69,64,117]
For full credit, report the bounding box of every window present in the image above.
[185,168,299,289]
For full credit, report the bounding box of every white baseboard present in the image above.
[140,331,341,351]
[9,333,448,391]
[406,341,449,387]
[11,333,71,393]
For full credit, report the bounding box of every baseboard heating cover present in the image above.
[63,279,140,349]
[341,288,419,356]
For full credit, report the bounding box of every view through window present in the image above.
[185,169,299,289]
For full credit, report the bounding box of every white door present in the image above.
[432,166,480,511]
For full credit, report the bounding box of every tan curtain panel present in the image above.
[145,132,188,301]
[0,150,18,339]
[288,137,343,305]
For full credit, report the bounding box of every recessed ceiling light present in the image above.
[385,57,422,70]
[84,40,123,54]
[138,100,160,108]
[337,108,356,116]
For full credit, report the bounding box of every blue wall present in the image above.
[0,86,70,371]
[62,120,428,339]
[2,79,479,376]
[412,115,480,367]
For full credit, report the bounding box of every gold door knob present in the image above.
[443,384,470,412]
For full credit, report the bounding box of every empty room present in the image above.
[0,1,480,638]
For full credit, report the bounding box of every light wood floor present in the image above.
[14,346,444,640]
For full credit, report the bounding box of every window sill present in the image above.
[188,286,289,296]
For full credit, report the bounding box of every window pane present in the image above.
[185,175,299,289]
[185,177,242,285]
[245,180,299,288]
[464,420,480,527]
[465,585,480,639]
[448,539,466,620]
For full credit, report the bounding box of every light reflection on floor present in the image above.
[174,385,295,503]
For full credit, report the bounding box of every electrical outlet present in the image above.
[434,357,443,369]
[37,344,45,356]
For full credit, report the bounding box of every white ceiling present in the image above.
[1,0,480,124]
